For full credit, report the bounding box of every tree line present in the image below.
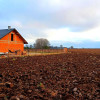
[24,38,74,49]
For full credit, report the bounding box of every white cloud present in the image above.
[24,33,36,43]
[50,0,100,29]
[27,0,100,31]
[11,21,22,28]
[43,0,62,6]
[1,0,100,47]
[44,25,100,42]
[25,21,48,29]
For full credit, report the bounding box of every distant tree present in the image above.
[24,44,29,49]
[30,45,33,49]
[24,44,34,49]
[60,45,63,49]
[54,46,58,49]
[34,38,50,49]
[70,46,74,49]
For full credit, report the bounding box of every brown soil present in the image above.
[0,52,100,100]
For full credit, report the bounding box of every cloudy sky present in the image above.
[0,0,100,48]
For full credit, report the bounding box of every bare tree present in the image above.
[70,46,74,49]
[34,38,50,49]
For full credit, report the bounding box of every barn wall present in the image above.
[0,31,24,52]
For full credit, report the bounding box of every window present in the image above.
[11,34,13,41]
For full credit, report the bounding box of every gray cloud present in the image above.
[41,0,100,31]
[1,0,100,31]
[0,0,100,45]
[22,0,100,32]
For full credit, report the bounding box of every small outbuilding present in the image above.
[0,26,28,53]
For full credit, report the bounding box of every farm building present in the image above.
[0,26,28,53]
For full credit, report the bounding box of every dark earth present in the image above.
[0,52,100,100]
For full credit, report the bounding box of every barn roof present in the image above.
[0,28,28,44]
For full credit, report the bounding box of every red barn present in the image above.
[0,26,28,53]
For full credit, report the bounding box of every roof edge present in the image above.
[0,28,28,44]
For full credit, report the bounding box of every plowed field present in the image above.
[0,52,100,100]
